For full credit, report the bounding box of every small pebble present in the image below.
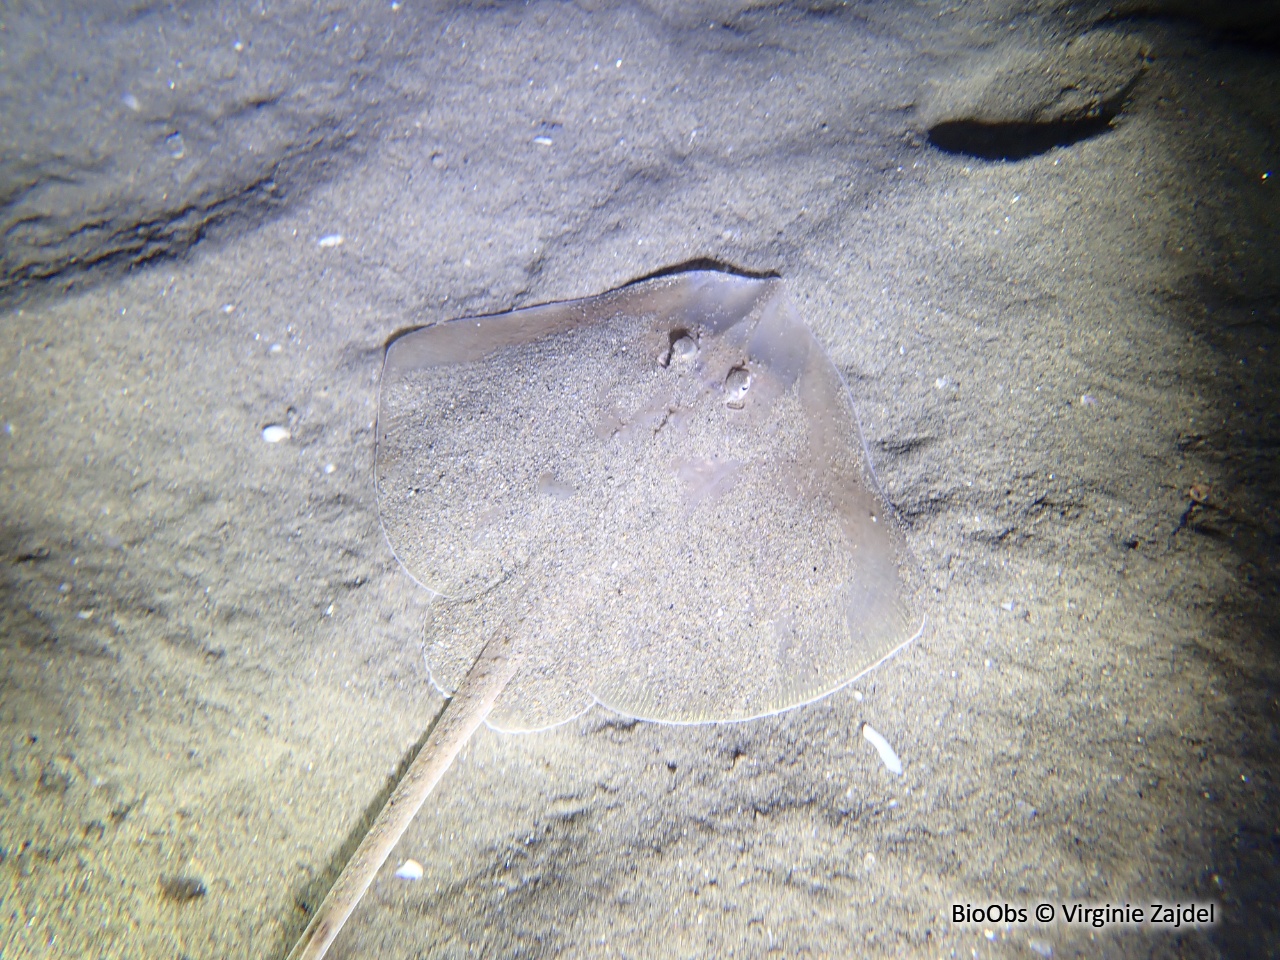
[262,425,290,443]
[394,859,424,881]
[861,722,903,775]
[159,874,206,902]
[318,234,344,248]
[532,135,554,146]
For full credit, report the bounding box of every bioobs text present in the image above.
[953,904,1027,924]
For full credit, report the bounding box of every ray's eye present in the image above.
[723,366,751,408]
[664,329,698,367]
[671,334,697,362]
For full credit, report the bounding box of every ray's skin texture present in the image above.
[378,270,916,730]
[289,270,917,959]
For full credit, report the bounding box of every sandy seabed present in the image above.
[1,2,1276,959]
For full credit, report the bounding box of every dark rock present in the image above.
[921,30,1149,160]
[159,874,207,902]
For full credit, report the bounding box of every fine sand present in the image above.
[1,3,1276,959]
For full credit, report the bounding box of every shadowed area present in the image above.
[927,115,1118,161]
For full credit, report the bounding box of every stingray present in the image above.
[286,269,917,960]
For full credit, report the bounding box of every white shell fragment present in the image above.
[262,425,291,443]
[317,234,344,248]
[862,722,903,775]
[393,859,423,881]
